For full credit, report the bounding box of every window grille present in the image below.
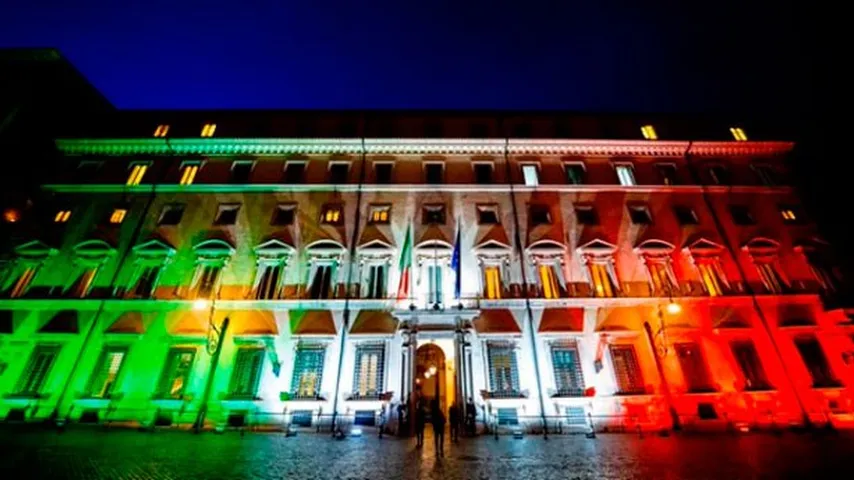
[609,344,645,394]
[15,344,60,396]
[229,347,264,399]
[156,348,196,399]
[551,342,585,396]
[86,346,128,398]
[292,344,326,399]
[352,342,385,399]
[487,343,520,396]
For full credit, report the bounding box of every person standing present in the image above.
[448,402,461,443]
[430,398,446,457]
[465,398,476,436]
[415,399,426,448]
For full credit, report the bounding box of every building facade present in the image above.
[1,112,853,433]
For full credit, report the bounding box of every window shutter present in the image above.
[229,348,264,398]
[609,344,644,394]
[487,343,519,396]
[551,342,585,396]
[15,345,60,395]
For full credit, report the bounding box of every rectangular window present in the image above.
[588,262,617,298]
[564,163,585,185]
[474,163,493,184]
[697,260,727,296]
[292,344,326,398]
[214,204,240,226]
[353,343,385,399]
[328,162,350,184]
[640,124,658,140]
[477,204,499,225]
[231,161,254,183]
[228,347,264,399]
[794,336,839,388]
[628,205,652,224]
[86,346,128,398]
[422,204,446,225]
[374,163,393,184]
[109,208,127,224]
[656,163,678,185]
[194,264,223,298]
[487,343,520,395]
[779,205,803,224]
[271,204,296,226]
[753,165,777,186]
[427,264,443,304]
[755,262,787,294]
[365,264,387,299]
[674,206,699,225]
[609,344,645,394]
[200,123,217,137]
[309,264,333,299]
[708,165,731,186]
[15,344,60,396]
[368,205,391,225]
[551,342,585,396]
[522,164,539,186]
[615,164,636,186]
[497,408,519,425]
[529,204,551,225]
[179,162,200,186]
[730,127,748,141]
[674,343,714,393]
[645,259,677,295]
[729,205,755,225]
[8,265,39,298]
[425,163,444,184]
[158,204,185,226]
[54,210,72,223]
[729,340,770,391]
[153,124,170,138]
[68,266,98,298]
[284,162,306,183]
[156,347,196,399]
[132,264,162,298]
[126,163,148,186]
[255,263,283,300]
[482,265,502,299]
[538,263,561,299]
[320,204,343,226]
[575,205,599,225]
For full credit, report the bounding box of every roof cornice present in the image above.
[55,138,795,157]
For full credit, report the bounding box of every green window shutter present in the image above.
[229,347,264,398]
[16,344,61,396]
[156,348,196,399]
[86,346,128,398]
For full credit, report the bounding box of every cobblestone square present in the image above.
[2,428,854,479]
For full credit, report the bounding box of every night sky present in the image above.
[2,1,807,113]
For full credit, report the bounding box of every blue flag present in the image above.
[451,222,461,300]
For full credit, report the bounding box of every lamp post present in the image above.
[193,298,229,433]
[642,300,682,431]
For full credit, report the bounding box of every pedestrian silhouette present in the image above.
[449,402,461,443]
[415,398,426,448]
[430,398,446,457]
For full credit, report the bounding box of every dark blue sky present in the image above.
[2,1,807,112]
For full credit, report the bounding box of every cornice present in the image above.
[55,138,795,157]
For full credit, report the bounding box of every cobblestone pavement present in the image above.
[2,428,854,479]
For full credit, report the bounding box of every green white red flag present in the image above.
[397,224,413,300]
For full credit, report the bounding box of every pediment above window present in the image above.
[634,239,675,257]
[254,238,295,257]
[576,238,616,255]
[685,237,724,254]
[14,240,58,260]
[193,238,236,258]
[306,239,347,261]
[415,239,453,251]
[742,237,780,254]
[73,239,116,261]
[133,238,176,258]
[527,239,566,258]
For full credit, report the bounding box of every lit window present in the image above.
[292,344,326,399]
[482,265,502,299]
[368,205,391,225]
[628,205,652,225]
[110,208,127,224]
[673,206,699,225]
[86,346,128,398]
[321,205,343,226]
[522,164,539,186]
[587,261,618,298]
[425,163,444,184]
[575,205,598,225]
[271,204,296,226]
[641,124,658,140]
[564,163,585,185]
[228,347,265,399]
[529,204,551,225]
[421,204,446,225]
[179,162,200,185]
[214,204,241,226]
[779,205,803,224]
[2,208,20,223]
[695,258,728,296]
[153,124,170,138]
[615,164,636,186]
[156,348,196,399]
[538,263,561,299]
[158,204,185,226]
[643,255,678,295]
[54,210,72,223]
[730,127,748,141]
[126,163,148,186]
[200,123,217,137]
[487,342,520,395]
[474,163,494,184]
[352,342,385,399]
[477,204,500,225]
[7,265,40,298]
[329,162,350,184]
[68,266,99,298]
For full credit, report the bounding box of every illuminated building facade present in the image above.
[1,111,853,433]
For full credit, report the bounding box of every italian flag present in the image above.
[397,224,413,300]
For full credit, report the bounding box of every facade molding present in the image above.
[55,137,794,158]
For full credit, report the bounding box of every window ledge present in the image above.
[3,393,46,401]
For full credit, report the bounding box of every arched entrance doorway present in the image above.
[415,343,449,411]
